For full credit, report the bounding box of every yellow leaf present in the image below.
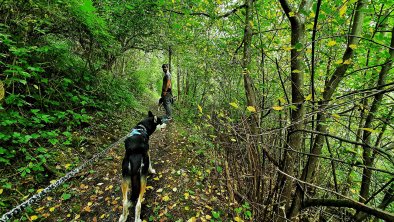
[272,106,283,111]
[206,215,212,219]
[305,94,312,101]
[230,138,236,142]
[185,206,190,211]
[349,44,358,49]
[156,188,163,193]
[67,214,71,218]
[292,69,302,73]
[339,4,347,17]
[0,81,4,101]
[36,207,44,212]
[75,214,80,219]
[0,189,3,194]
[279,97,286,104]
[30,215,38,221]
[335,59,343,64]
[64,163,71,169]
[327,40,336,47]
[49,207,55,212]
[187,217,196,222]
[146,186,153,190]
[83,206,91,212]
[153,177,160,181]
[332,114,340,120]
[343,59,352,64]
[198,105,202,113]
[36,188,44,193]
[283,46,293,51]
[360,128,379,133]
[229,102,239,109]
[247,106,256,112]
[47,196,53,201]
[309,12,315,18]
[234,216,244,222]
[100,214,106,219]
[162,195,170,201]
[289,11,295,17]
[184,192,190,199]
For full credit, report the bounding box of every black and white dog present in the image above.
[119,111,165,222]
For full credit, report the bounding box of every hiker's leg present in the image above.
[163,94,172,118]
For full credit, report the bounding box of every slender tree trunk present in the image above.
[277,0,312,215]
[241,0,264,202]
[242,0,258,130]
[177,63,180,101]
[287,0,366,219]
[169,46,172,73]
[354,27,394,221]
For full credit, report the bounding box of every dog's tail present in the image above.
[130,155,143,203]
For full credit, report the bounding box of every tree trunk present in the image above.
[287,0,365,218]
[242,0,258,131]
[354,27,393,221]
[277,0,312,215]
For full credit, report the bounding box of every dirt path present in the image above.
[28,109,229,222]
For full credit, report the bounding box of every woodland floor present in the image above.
[28,104,232,222]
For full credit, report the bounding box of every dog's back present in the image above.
[122,136,149,202]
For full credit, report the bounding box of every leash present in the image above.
[0,135,127,222]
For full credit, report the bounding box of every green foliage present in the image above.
[0,0,160,213]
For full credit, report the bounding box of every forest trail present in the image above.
[37,105,226,222]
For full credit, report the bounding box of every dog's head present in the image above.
[142,111,166,135]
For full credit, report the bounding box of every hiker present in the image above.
[161,64,172,120]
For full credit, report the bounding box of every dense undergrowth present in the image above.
[0,0,163,215]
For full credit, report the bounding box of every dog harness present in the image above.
[129,124,148,137]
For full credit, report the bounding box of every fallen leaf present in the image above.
[83,206,91,212]
[187,217,196,222]
[234,216,244,222]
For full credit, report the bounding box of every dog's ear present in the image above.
[148,111,154,117]
[154,116,157,123]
